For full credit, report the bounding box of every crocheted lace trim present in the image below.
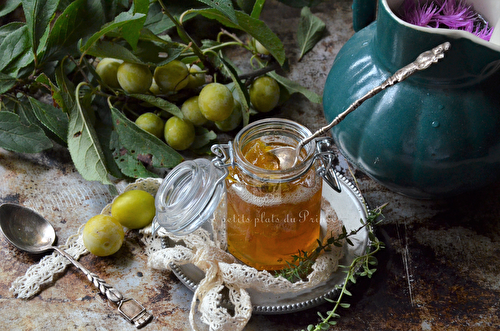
[10,225,88,299]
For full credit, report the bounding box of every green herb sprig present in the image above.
[307,205,386,330]
[275,203,387,283]
[274,201,386,330]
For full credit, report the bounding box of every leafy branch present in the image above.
[0,0,328,188]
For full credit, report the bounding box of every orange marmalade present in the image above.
[225,137,322,270]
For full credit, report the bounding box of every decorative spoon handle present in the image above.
[300,42,451,148]
[53,246,153,328]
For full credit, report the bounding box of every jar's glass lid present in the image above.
[154,158,226,236]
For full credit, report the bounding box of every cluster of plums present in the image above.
[95,58,281,151]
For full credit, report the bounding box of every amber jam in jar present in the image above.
[154,118,340,272]
[225,119,323,270]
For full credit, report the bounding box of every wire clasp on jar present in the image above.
[211,142,232,182]
[314,137,341,193]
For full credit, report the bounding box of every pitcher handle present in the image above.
[352,0,377,32]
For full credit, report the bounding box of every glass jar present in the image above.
[154,118,341,271]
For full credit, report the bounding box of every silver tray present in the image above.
[161,172,370,315]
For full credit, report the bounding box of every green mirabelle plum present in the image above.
[117,62,153,94]
[181,96,208,126]
[95,58,123,88]
[185,64,206,89]
[111,190,156,229]
[83,215,124,256]
[164,116,195,151]
[249,76,280,113]
[135,112,164,139]
[198,83,234,122]
[154,60,189,92]
[215,100,243,132]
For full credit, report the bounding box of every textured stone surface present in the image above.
[1,1,499,330]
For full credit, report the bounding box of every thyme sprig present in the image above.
[275,203,387,283]
[274,201,386,330]
[307,208,386,331]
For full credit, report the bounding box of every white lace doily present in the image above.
[10,177,344,331]
[139,178,345,331]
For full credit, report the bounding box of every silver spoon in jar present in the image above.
[271,42,451,169]
[0,203,153,328]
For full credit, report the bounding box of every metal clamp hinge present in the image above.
[315,138,342,193]
[211,142,235,169]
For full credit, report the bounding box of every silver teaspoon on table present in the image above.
[0,203,153,329]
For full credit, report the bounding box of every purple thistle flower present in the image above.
[399,0,494,41]
[438,0,476,29]
[401,0,441,27]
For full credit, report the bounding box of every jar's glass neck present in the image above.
[231,118,316,182]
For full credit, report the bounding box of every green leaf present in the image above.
[110,130,157,178]
[130,94,184,119]
[85,40,142,64]
[54,60,76,113]
[250,0,265,19]
[28,96,69,143]
[80,11,146,55]
[197,0,237,23]
[268,71,322,104]
[351,273,359,283]
[120,0,148,50]
[0,110,52,153]
[339,302,350,308]
[144,3,176,34]
[42,0,106,62]
[343,289,352,296]
[110,105,183,177]
[368,231,376,241]
[0,72,17,94]
[219,56,250,126]
[0,22,25,45]
[87,37,182,67]
[190,126,217,150]
[95,124,125,180]
[132,39,184,66]
[67,82,113,185]
[0,24,33,74]
[0,0,21,17]
[22,0,60,56]
[297,7,326,61]
[197,9,286,66]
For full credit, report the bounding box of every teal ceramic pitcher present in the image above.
[323,0,500,199]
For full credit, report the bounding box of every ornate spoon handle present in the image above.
[53,246,153,328]
[300,42,451,148]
